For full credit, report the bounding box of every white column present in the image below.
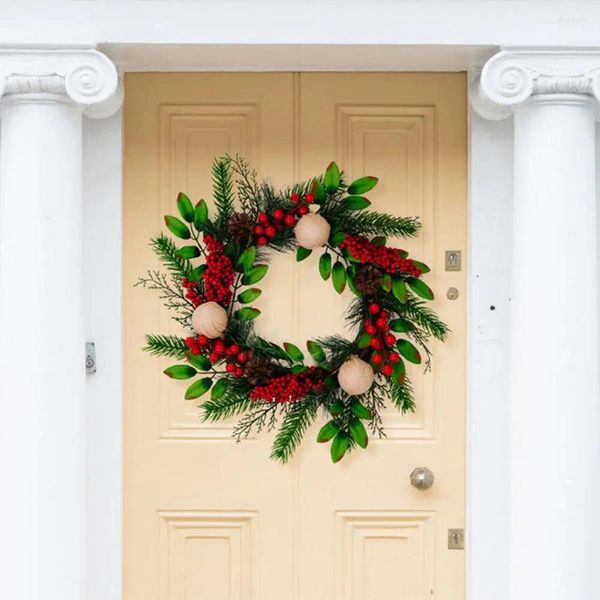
[474,48,600,599]
[0,49,121,600]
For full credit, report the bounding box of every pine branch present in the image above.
[143,334,188,358]
[322,208,421,239]
[202,384,254,422]
[232,402,279,440]
[135,270,193,327]
[150,233,193,280]
[270,398,318,463]
[388,375,416,414]
[399,297,449,341]
[212,157,235,230]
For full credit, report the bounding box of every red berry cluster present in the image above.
[364,303,401,377]
[185,335,251,377]
[250,366,325,403]
[182,277,203,306]
[252,192,315,246]
[340,235,422,277]
[203,235,235,305]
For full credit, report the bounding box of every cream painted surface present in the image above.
[124,73,466,600]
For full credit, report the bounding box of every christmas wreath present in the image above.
[138,156,448,462]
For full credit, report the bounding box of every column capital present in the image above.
[0,48,122,118]
[471,47,600,120]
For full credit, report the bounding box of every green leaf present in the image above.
[237,246,256,272]
[332,262,347,294]
[176,245,201,259]
[393,359,406,379]
[392,278,408,303]
[238,287,262,304]
[296,247,312,262]
[164,215,191,240]
[390,318,413,333]
[329,231,347,247]
[348,176,379,195]
[344,195,371,210]
[407,277,434,301]
[324,375,338,389]
[358,332,372,349]
[236,307,261,321]
[184,377,212,400]
[164,364,197,379]
[307,340,326,364]
[193,199,209,228]
[242,264,269,285]
[291,364,309,374]
[319,252,332,280]
[284,342,304,362]
[331,432,350,463]
[346,268,361,296]
[324,161,341,193]
[396,339,422,364]
[311,178,326,202]
[411,260,430,274]
[185,351,211,371]
[351,401,371,420]
[176,192,195,223]
[349,419,368,448]
[211,378,229,400]
[328,401,344,416]
[317,420,340,443]
[381,274,392,292]
[188,264,206,282]
[371,236,387,246]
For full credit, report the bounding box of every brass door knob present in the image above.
[410,467,435,490]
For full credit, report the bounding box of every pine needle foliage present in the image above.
[270,398,319,462]
[150,233,194,280]
[143,334,187,358]
[212,157,235,231]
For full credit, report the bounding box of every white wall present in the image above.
[82,111,123,600]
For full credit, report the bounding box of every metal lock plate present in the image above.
[445,250,462,272]
[448,528,464,550]
[86,342,97,375]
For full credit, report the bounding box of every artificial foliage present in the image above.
[137,155,448,463]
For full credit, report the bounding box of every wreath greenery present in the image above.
[138,155,448,463]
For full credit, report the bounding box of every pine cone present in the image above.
[244,356,276,386]
[227,212,254,243]
[354,264,383,296]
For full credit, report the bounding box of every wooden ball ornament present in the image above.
[338,356,375,396]
[294,213,331,249]
[191,301,228,339]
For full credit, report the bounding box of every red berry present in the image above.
[380,310,390,320]
[214,340,226,354]
[226,362,236,373]
[364,322,377,335]
[185,336,195,348]
[257,236,268,246]
[370,337,383,350]
[382,364,394,376]
[234,366,244,378]
[226,343,240,356]
[297,205,309,216]
[385,334,396,346]
[254,225,264,235]
[273,208,284,220]
[265,226,277,238]
[305,192,315,203]
[198,335,208,347]
[258,213,269,224]
[376,317,388,329]
[371,353,383,365]
[208,352,219,363]
[290,193,301,203]
[368,303,380,314]
[284,214,296,226]
[389,352,400,363]
[237,351,249,363]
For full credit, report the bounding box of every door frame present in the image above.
[85,43,509,600]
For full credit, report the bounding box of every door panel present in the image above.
[124,72,466,600]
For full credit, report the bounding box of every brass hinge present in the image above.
[448,528,464,550]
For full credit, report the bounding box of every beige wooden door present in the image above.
[124,72,466,600]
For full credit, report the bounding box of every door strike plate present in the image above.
[448,528,464,550]
[86,342,97,375]
[445,250,462,271]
